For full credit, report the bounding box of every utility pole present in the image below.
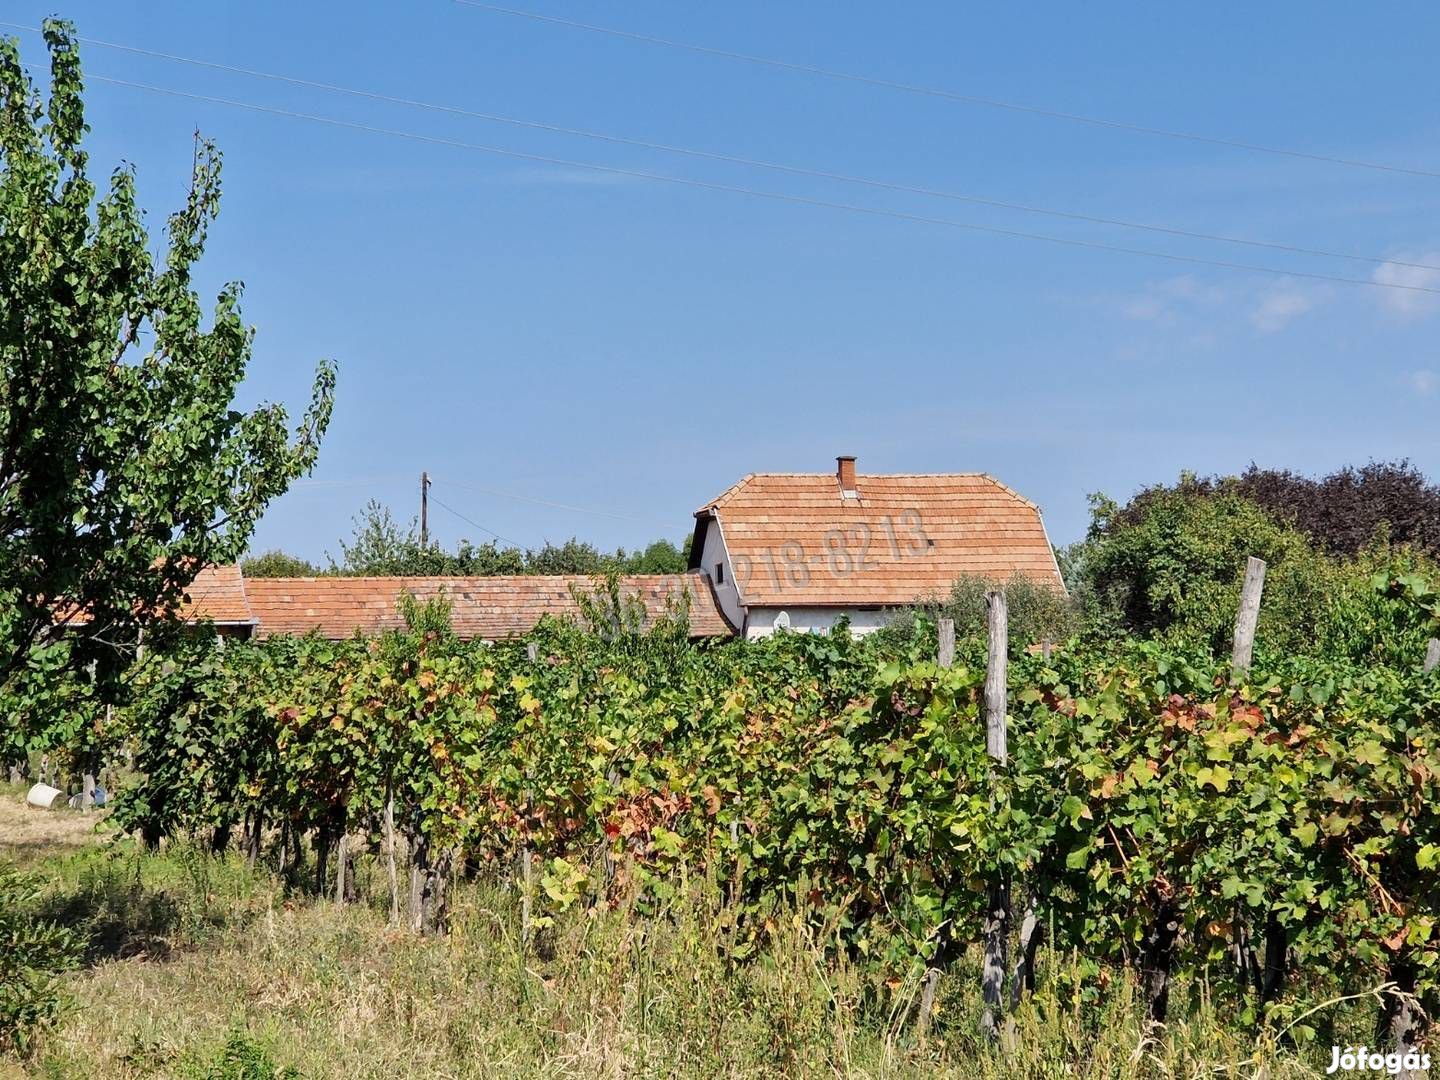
[420,471,431,546]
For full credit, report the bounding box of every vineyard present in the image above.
[8,564,1432,1071]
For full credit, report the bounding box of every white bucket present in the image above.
[25,783,65,810]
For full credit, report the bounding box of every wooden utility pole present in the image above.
[1230,556,1266,679]
[419,471,431,546]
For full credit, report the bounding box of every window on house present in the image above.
[715,562,725,584]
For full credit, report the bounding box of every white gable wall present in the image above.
[696,515,745,631]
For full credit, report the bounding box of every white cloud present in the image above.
[1120,275,1228,324]
[1372,253,1440,319]
[1250,284,1322,333]
[1406,369,1438,397]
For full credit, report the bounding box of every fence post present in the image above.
[384,783,400,921]
[1230,556,1266,679]
[985,593,1008,764]
[981,591,1010,1042]
[915,617,958,1041]
[1424,638,1440,674]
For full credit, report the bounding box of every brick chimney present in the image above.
[836,455,857,494]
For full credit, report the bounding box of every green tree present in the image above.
[524,538,608,575]
[617,538,689,574]
[1073,485,1336,656]
[330,500,525,576]
[241,550,321,577]
[0,23,334,695]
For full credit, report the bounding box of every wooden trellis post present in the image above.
[981,591,1010,1041]
[1424,638,1440,674]
[915,618,958,1040]
[1230,556,1266,679]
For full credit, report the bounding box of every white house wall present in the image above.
[744,606,891,640]
[697,517,745,631]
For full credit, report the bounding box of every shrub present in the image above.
[186,1028,299,1080]
[0,863,82,1056]
[1073,486,1338,656]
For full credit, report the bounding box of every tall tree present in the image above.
[0,23,335,693]
[241,550,322,578]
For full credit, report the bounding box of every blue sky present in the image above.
[8,2,1440,559]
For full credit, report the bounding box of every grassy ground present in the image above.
[0,787,1358,1078]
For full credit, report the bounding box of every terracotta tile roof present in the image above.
[246,573,734,640]
[56,564,256,627]
[176,564,257,625]
[695,472,1063,607]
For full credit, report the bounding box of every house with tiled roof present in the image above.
[144,458,1057,642]
[688,456,1064,638]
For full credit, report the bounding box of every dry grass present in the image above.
[3,795,1353,1079]
[0,785,110,871]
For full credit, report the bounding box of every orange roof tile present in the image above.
[176,564,257,625]
[246,573,734,640]
[695,472,1063,607]
[57,564,256,627]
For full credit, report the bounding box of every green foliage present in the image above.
[327,499,688,577]
[241,550,321,578]
[1071,480,1440,669]
[185,1029,299,1080]
[0,863,82,1056]
[885,572,1077,654]
[97,612,1440,1033]
[1075,486,1332,655]
[0,22,334,700]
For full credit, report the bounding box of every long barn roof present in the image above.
[244,573,733,639]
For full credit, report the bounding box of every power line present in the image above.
[426,491,526,549]
[87,74,1440,296]
[5,23,1431,272]
[450,2,1440,182]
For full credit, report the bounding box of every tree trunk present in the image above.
[210,822,232,855]
[334,831,351,904]
[915,930,953,1043]
[1010,895,1043,1008]
[409,835,453,934]
[1141,899,1180,1028]
[314,825,331,896]
[980,875,1011,1041]
[1377,959,1427,1080]
[245,808,263,869]
[1259,913,1287,1008]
